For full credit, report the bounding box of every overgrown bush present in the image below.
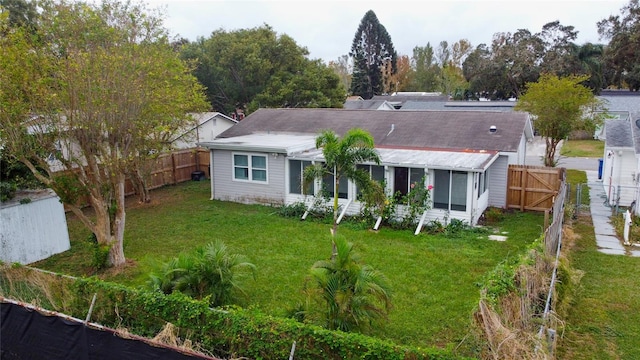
[148,241,256,306]
[0,181,17,202]
[301,236,392,333]
[0,266,464,360]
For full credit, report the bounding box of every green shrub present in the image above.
[148,241,256,307]
[0,267,464,360]
[0,181,17,202]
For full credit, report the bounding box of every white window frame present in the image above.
[232,152,268,183]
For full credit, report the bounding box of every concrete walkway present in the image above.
[585,171,640,256]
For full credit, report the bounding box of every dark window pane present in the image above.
[433,169,450,209]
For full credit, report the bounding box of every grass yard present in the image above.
[35,181,544,352]
[557,170,640,359]
[560,139,605,158]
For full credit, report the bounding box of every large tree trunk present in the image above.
[130,166,151,203]
[544,137,560,167]
[109,176,127,267]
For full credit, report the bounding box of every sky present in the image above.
[146,0,629,63]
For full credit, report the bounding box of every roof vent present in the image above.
[635,118,640,129]
[489,125,497,133]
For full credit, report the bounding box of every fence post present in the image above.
[171,152,177,185]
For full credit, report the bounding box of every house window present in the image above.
[289,160,314,194]
[233,153,267,183]
[434,170,467,211]
[478,170,488,199]
[393,167,424,199]
[356,164,385,196]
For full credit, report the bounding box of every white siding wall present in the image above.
[488,155,509,208]
[603,149,637,206]
[212,150,286,205]
[517,134,527,164]
[0,192,70,264]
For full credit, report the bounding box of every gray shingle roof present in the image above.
[217,108,530,153]
[605,120,634,148]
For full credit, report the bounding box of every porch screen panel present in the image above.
[289,160,302,194]
[289,160,314,194]
[394,167,409,198]
[433,169,450,209]
[323,172,348,199]
[451,171,467,211]
[410,168,424,186]
[371,165,385,183]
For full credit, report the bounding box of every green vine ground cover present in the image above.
[34,181,544,352]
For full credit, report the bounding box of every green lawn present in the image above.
[560,139,605,158]
[35,181,544,352]
[557,170,640,359]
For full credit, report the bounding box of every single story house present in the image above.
[200,108,534,226]
[170,112,237,150]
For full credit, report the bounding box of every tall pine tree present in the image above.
[349,10,397,99]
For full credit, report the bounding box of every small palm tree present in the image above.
[148,241,256,306]
[303,128,382,258]
[303,236,392,332]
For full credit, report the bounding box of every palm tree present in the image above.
[303,128,381,258]
[148,241,256,306]
[303,236,392,332]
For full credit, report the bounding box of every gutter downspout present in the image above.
[209,149,215,200]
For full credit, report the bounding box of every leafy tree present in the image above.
[409,43,440,91]
[302,236,392,332]
[539,20,579,77]
[349,10,397,98]
[182,25,343,115]
[328,54,352,94]
[0,0,37,30]
[303,129,381,258]
[248,58,345,111]
[0,0,208,267]
[598,0,640,90]
[515,74,605,166]
[149,241,256,306]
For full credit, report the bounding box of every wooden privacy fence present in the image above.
[507,165,566,212]
[129,148,210,195]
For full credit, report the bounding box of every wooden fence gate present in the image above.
[507,165,565,212]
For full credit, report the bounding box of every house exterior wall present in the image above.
[212,150,286,205]
[173,117,236,150]
[0,192,70,264]
[517,134,527,164]
[602,148,637,206]
[488,155,509,208]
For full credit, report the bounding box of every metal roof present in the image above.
[199,133,316,154]
[289,147,498,172]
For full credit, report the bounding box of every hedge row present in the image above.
[3,268,470,360]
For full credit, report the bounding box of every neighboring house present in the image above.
[602,118,640,211]
[343,99,397,111]
[170,112,237,149]
[200,108,533,226]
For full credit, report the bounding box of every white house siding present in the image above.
[517,134,527,164]
[0,192,70,264]
[212,150,286,205]
[488,155,509,208]
[602,149,637,206]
